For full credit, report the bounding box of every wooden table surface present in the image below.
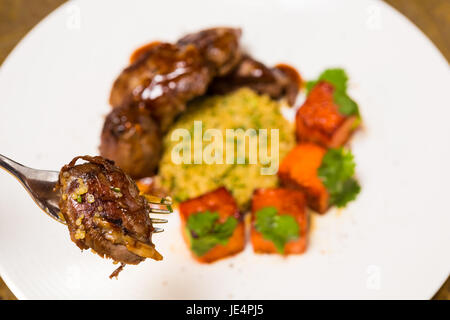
[0,0,448,300]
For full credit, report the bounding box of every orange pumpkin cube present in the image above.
[278,143,329,213]
[251,188,308,254]
[179,187,245,263]
[296,81,359,148]
[135,176,167,198]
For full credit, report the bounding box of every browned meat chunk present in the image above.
[109,28,241,133]
[208,55,302,105]
[109,43,211,132]
[99,104,162,179]
[103,27,242,179]
[57,156,162,269]
[177,27,242,76]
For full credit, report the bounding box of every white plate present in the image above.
[0,0,449,300]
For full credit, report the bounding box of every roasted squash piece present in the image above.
[278,143,329,213]
[296,81,359,148]
[251,188,308,255]
[135,176,167,198]
[179,187,245,263]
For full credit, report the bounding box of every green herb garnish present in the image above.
[76,194,82,203]
[306,68,348,93]
[111,187,121,193]
[254,207,299,254]
[318,148,361,207]
[186,211,238,256]
[306,68,359,116]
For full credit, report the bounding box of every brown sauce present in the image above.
[129,41,162,64]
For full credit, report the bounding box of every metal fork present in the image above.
[0,154,171,232]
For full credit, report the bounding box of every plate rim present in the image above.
[0,0,449,300]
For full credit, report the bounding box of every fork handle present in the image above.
[0,154,62,222]
[0,154,59,181]
[0,154,29,183]
[0,154,59,200]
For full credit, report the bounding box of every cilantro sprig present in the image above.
[186,211,238,256]
[254,207,299,254]
[306,68,359,116]
[318,148,361,207]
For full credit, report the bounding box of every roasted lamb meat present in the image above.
[57,156,162,276]
[99,104,162,179]
[109,28,242,132]
[102,27,242,178]
[208,55,301,106]
[109,42,211,132]
[176,27,242,76]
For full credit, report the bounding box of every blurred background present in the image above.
[0,0,449,300]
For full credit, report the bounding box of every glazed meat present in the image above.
[109,42,211,132]
[100,104,162,179]
[208,55,301,106]
[109,28,241,132]
[177,27,242,76]
[57,156,162,270]
[103,27,242,179]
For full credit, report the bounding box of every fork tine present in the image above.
[151,218,168,224]
[149,207,171,214]
[144,195,172,205]
[161,196,172,205]
[143,194,173,213]
[153,227,164,233]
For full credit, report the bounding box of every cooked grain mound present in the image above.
[160,88,295,209]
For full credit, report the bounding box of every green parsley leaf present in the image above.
[187,211,219,236]
[318,68,349,92]
[318,148,361,208]
[333,91,359,116]
[329,178,361,207]
[186,211,238,256]
[306,68,359,116]
[305,80,318,94]
[254,207,299,254]
[306,68,348,94]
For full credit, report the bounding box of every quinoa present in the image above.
[159,88,295,209]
